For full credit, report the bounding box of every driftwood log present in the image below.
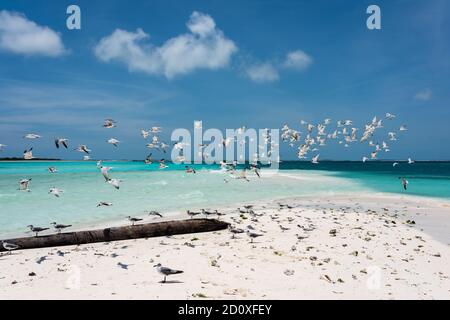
[0,219,230,252]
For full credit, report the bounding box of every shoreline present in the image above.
[0,192,449,299]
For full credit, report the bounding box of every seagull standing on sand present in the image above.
[246,230,263,243]
[50,222,72,234]
[153,263,183,283]
[127,216,143,226]
[19,179,32,191]
[186,210,201,219]
[228,225,245,239]
[55,138,69,149]
[1,241,20,254]
[27,225,49,237]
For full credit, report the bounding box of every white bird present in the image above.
[388,132,397,141]
[385,113,396,120]
[0,144,7,151]
[153,263,183,283]
[108,138,120,147]
[48,167,58,173]
[1,241,20,254]
[408,158,415,164]
[370,151,378,159]
[103,119,116,128]
[311,154,320,164]
[108,178,121,189]
[49,187,63,197]
[50,222,72,233]
[19,179,32,191]
[23,133,41,139]
[100,166,113,181]
[150,127,162,133]
[83,155,91,161]
[399,125,407,132]
[194,121,202,129]
[362,156,368,163]
[75,145,91,154]
[393,162,399,167]
[54,138,69,149]
[97,201,113,207]
[23,148,34,160]
[141,129,150,139]
[27,225,49,237]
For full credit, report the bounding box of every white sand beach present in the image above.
[0,193,449,300]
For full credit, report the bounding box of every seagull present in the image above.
[27,225,49,237]
[399,125,407,132]
[187,210,201,219]
[185,166,196,174]
[75,145,91,154]
[83,156,91,161]
[50,222,72,234]
[23,148,34,160]
[23,133,41,139]
[150,127,162,133]
[141,129,150,139]
[107,179,121,190]
[385,113,396,120]
[246,230,263,243]
[48,167,58,173]
[103,119,116,129]
[399,177,409,190]
[127,216,143,226]
[144,153,153,164]
[159,159,168,169]
[393,162,399,167]
[108,138,120,147]
[147,210,163,218]
[1,241,20,254]
[311,154,320,164]
[54,138,69,149]
[362,156,368,163]
[201,209,216,219]
[0,144,7,151]
[49,187,64,198]
[101,166,112,181]
[408,158,415,164]
[19,179,32,191]
[228,225,245,239]
[153,263,183,283]
[97,201,113,207]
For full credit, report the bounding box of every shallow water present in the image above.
[0,160,449,238]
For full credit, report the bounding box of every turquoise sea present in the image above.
[1,160,449,238]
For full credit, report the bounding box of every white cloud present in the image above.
[94,11,237,79]
[0,10,66,57]
[244,63,279,83]
[283,50,313,70]
[414,88,432,101]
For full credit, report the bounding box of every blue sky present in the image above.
[0,0,449,160]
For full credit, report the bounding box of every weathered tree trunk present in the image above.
[0,219,229,252]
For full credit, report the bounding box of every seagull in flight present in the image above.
[49,187,64,197]
[23,148,34,160]
[101,166,113,181]
[23,133,41,139]
[408,158,415,164]
[0,144,6,151]
[108,138,120,147]
[48,167,58,173]
[385,113,396,120]
[75,145,91,154]
[393,162,399,167]
[19,179,32,191]
[97,201,113,207]
[311,154,320,164]
[399,125,407,132]
[147,210,163,218]
[55,138,69,149]
[153,263,183,283]
[108,178,122,190]
[141,129,150,139]
[103,119,116,128]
